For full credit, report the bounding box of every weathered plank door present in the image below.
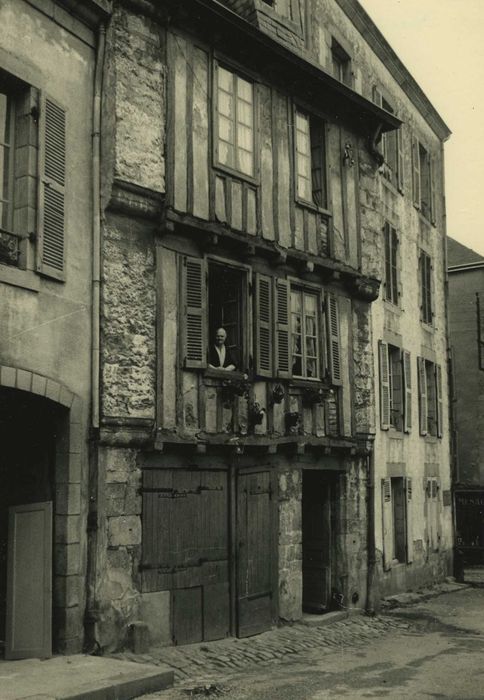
[141,469,230,645]
[5,502,52,659]
[302,471,332,613]
[236,469,273,637]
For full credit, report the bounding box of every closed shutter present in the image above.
[412,135,420,209]
[397,127,404,193]
[405,477,413,563]
[255,273,273,377]
[275,279,290,378]
[436,363,443,438]
[326,293,342,386]
[403,350,412,433]
[182,256,207,369]
[382,478,393,571]
[430,155,437,226]
[379,341,390,430]
[418,357,428,436]
[37,95,66,280]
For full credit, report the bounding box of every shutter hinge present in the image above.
[30,106,40,124]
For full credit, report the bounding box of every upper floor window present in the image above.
[294,109,327,209]
[383,222,399,305]
[0,71,66,280]
[331,39,351,86]
[372,87,404,191]
[379,341,412,432]
[419,250,433,325]
[412,138,436,224]
[291,288,319,379]
[417,358,443,437]
[216,65,254,178]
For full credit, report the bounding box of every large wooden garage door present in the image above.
[141,469,229,645]
[236,469,273,638]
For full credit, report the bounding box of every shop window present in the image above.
[215,65,254,177]
[0,72,66,280]
[383,222,399,305]
[294,109,327,209]
[417,358,443,437]
[379,342,412,432]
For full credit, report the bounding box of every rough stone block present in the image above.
[128,621,151,654]
[108,515,141,547]
[16,368,32,392]
[1,365,16,388]
[45,378,61,403]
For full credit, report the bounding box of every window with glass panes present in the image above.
[295,110,326,207]
[216,66,254,177]
[291,288,319,379]
[0,91,15,231]
[384,222,398,305]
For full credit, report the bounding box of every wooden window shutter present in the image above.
[436,363,443,438]
[275,278,290,378]
[255,273,273,377]
[403,350,412,433]
[381,478,393,571]
[430,155,437,226]
[417,356,428,436]
[378,340,390,430]
[326,292,342,386]
[36,94,66,280]
[181,255,207,369]
[397,127,404,194]
[412,135,420,209]
[405,477,414,563]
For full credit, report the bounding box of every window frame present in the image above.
[419,250,433,326]
[383,222,399,306]
[213,61,258,184]
[379,341,412,433]
[290,285,322,381]
[293,104,328,212]
[330,38,352,87]
[0,89,16,234]
[418,357,443,438]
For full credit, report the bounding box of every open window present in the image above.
[382,476,413,570]
[294,108,327,209]
[372,87,403,191]
[379,341,412,432]
[208,261,248,372]
[417,357,443,438]
[412,137,436,224]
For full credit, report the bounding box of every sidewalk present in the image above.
[0,654,174,700]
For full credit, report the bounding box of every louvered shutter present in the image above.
[412,135,420,209]
[379,341,390,430]
[37,94,66,279]
[326,293,342,386]
[255,273,273,377]
[382,478,393,571]
[436,363,443,438]
[397,127,404,193]
[406,477,413,563]
[275,279,290,378]
[403,350,412,433]
[418,357,428,436]
[430,155,437,226]
[182,256,207,369]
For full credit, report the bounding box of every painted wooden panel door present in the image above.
[5,502,52,659]
[302,472,331,613]
[237,470,273,638]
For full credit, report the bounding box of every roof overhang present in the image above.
[448,262,484,274]
[165,0,401,138]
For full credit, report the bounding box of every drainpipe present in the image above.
[365,435,377,615]
[85,21,106,653]
[92,23,105,430]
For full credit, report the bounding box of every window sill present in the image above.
[204,368,247,381]
[213,162,259,188]
[383,298,402,313]
[0,264,40,292]
[295,197,332,218]
[381,175,402,197]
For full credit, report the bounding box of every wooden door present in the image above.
[302,471,332,613]
[5,502,52,659]
[236,469,273,638]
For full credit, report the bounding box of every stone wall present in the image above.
[278,469,302,621]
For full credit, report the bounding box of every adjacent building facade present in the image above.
[447,237,484,569]
[0,0,109,658]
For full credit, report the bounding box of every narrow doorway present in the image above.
[0,388,57,659]
[302,470,335,614]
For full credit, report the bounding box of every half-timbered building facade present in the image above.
[92,0,452,650]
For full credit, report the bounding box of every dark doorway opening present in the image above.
[0,387,58,658]
[302,470,337,614]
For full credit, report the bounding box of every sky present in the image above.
[359,0,484,256]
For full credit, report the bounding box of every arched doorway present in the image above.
[0,387,64,659]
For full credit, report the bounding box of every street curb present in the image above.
[381,581,470,610]
[300,608,363,627]
[54,668,174,700]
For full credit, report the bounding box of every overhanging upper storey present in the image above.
[162,0,402,140]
